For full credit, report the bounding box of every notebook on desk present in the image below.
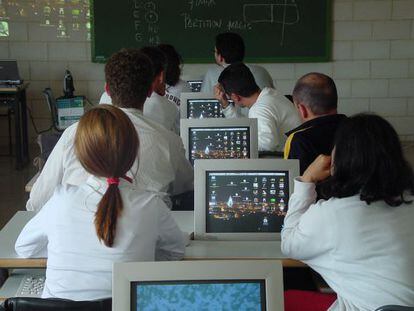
[0,60,23,86]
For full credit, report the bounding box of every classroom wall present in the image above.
[0,0,413,147]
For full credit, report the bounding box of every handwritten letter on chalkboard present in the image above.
[91,0,332,63]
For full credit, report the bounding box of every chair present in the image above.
[2,297,111,311]
[375,306,414,311]
[42,88,63,133]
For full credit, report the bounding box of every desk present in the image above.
[0,211,304,268]
[0,84,30,169]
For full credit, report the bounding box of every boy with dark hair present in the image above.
[215,63,300,152]
[100,47,179,134]
[284,72,347,174]
[27,48,193,212]
[140,46,180,134]
[201,32,274,93]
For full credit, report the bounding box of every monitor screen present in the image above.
[187,99,227,119]
[187,80,203,92]
[189,127,250,165]
[132,279,266,311]
[206,171,289,233]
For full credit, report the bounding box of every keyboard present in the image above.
[15,275,45,297]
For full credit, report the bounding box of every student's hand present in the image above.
[214,83,230,109]
[301,155,331,183]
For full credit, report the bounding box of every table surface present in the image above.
[0,83,29,93]
[0,211,304,268]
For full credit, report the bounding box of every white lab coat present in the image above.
[26,108,193,212]
[222,87,300,152]
[143,92,180,134]
[16,176,186,301]
[282,178,414,311]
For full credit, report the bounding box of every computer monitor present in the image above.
[113,260,284,311]
[180,92,233,119]
[194,159,299,241]
[187,79,203,92]
[180,118,259,166]
[0,60,22,85]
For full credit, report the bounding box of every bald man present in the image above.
[284,73,347,174]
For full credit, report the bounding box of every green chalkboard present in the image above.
[91,0,332,63]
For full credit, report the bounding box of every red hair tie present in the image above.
[107,177,120,185]
[107,176,133,186]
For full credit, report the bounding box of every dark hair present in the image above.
[75,105,139,247]
[105,49,154,109]
[320,114,414,207]
[140,46,167,76]
[218,62,260,97]
[293,72,338,115]
[158,44,183,86]
[215,32,245,63]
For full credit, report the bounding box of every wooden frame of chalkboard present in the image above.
[91,0,332,64]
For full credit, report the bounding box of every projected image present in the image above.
[0,21,9,37]
[189,127,250,165]
[187,99,225,119]
[207,171,289,233]
[0,0,91,40]
[134,280,265,311]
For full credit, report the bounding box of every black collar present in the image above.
[285,114,347,137]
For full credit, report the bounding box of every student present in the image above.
[282,114,414,310]
[16,105,186,301]
[284,73,347,174]
[27,49,193,212]
[158,44,191,108]
[141,46,180,134]
[215,62,300,152]
[201,32,274,93]
[99,47,179,134]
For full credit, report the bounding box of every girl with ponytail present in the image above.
[15,105,186,300]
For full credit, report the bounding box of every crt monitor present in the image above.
[113,260,284,311]
[186,79,203,92]
[194,159,299,241]
[180,118,259,166]
[180,92,234,119]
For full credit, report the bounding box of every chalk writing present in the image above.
[181,13,222,29]
[188,0,217,11]
[243,0,299,45]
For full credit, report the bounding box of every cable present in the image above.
[83,96,95,107]
[26,106,53,135]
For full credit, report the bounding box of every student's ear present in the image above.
[297,103,309,120]
[104,83,110,96]
[147,81,155,98]
[230,93,241,103]
[155,71,166,96]
[218,54,225,65]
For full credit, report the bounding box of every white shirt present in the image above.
[26,108,193,212]
[201,63,275,94]
[99,91,112,105]
[16,176,186,301]
[165,79,191,108]
[282,179,414,311]
[143,92,180,134]
[222,87,301,152]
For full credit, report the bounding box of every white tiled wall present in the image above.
[0,0,413,146]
